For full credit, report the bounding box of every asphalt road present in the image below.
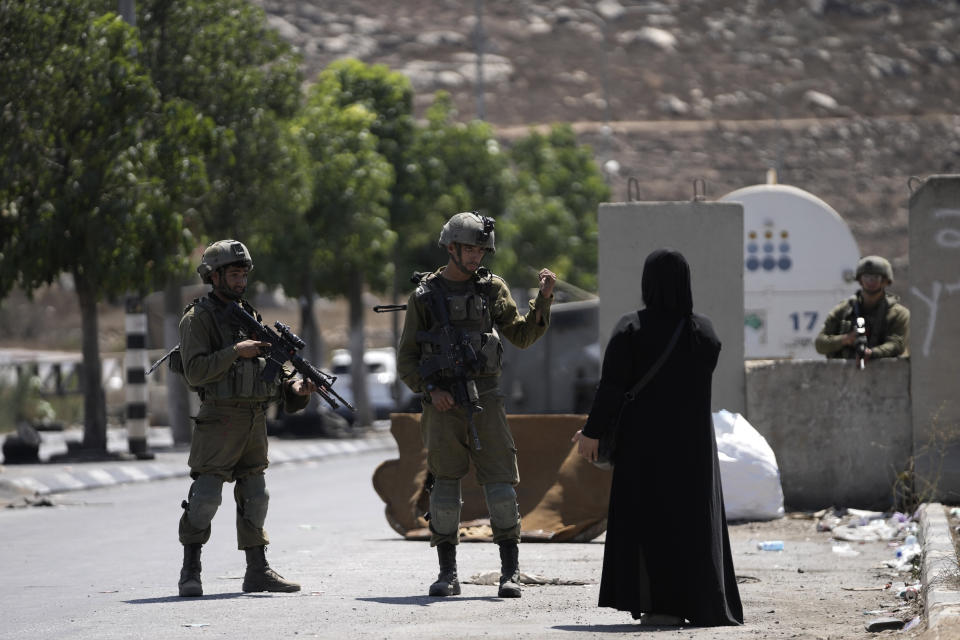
[0,447,927,640]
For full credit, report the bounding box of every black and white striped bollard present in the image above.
[125,295,154,460]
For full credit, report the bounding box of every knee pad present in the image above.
[236,474,269,529]
[187,475,223,529]
[483,482,519,531]
[429,478,462,536]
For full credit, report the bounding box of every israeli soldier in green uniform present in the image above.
[176,239,316,597]
[815,255,910,361]
[396,211,557,599]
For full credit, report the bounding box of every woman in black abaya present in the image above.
[573,248,743,627]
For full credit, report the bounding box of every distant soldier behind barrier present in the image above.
[397,211,556,599]
[815,255,910,364]
[176,239,316,597]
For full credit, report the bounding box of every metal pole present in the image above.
[573,7,614,178]
[118,0,136,26]
[391,246,402,408]
[474,0,485,120]
[599,20,611,129]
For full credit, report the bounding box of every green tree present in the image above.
[128,0,304,443]
[319,59,416,372]
[498,124,610,293]
[132,0,303,237]
[0,1,188,451]
[271,66,395,426]
[492,189,579,292]
[244,129,315,359]
[401,93,510,279]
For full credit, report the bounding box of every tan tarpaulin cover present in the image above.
[371,413,612,542]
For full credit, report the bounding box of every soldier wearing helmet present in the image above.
[175,239,316,598]
[397,211,557,600]
[815,255,910,361]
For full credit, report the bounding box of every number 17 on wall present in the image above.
[789,311,819,332]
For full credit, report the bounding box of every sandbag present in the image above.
[713,409,785,521]
[372,413,611,541]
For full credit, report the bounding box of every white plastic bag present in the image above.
[713,410,785,521]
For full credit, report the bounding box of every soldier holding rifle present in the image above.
[175,240,317,597]
[396,212,556,599]
[815,255,910,366]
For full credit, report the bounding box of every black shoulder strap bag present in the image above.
[593,317,686,471]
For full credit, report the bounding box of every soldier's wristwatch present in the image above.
[425,383,437,393]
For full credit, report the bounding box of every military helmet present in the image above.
[855,255,893,283]
[437,211,496,253]
[197,239,253,284]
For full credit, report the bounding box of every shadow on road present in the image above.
[124,592,272,604]
[357,595,502,606]
[553,624,650,633]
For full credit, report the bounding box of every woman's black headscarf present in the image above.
[641,248,693,315]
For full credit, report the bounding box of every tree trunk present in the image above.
[164,281,192,445]
[75,273,108,452]
[391,246,402,407]
[299,287,324,415]
[299,287,324,366]
[348,268,372,426]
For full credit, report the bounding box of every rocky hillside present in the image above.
[254,0,960,293]
[5,0,958,351]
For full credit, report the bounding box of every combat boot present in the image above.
[428,542,461,596]
[497,541,521,598]
[178,543,203,597]
[241,545,301,593]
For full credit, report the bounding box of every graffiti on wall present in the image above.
[910,208,960,357]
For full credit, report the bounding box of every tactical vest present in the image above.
[847,293,895,348]
[828,293,896,359]
[184,296,282,400]
[416,271,503,379]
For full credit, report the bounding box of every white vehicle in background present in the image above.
[329,347,418,422]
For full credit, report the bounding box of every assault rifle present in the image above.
[226,303,354,412]
[854,316,868,370]
[416,288,484,451]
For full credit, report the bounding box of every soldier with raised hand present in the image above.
[175,239,316,597]
[815,255,910,362]
[396,211,556,599]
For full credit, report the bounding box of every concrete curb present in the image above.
[0,432,397,498]
[919,503,960,631]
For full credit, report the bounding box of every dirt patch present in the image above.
[727,513,924,639]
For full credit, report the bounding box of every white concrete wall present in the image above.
[598,201,745,414]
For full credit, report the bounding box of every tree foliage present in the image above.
[0,0,610,436]
[400,93,510,276]
[279,61,399,425]
[130,0,304,248]
[316,60,422,290]
[0,0,185,297]
[496,124,610,292]
[0,0,309,445]
[294,66,396,293]
[0,0,195,449]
